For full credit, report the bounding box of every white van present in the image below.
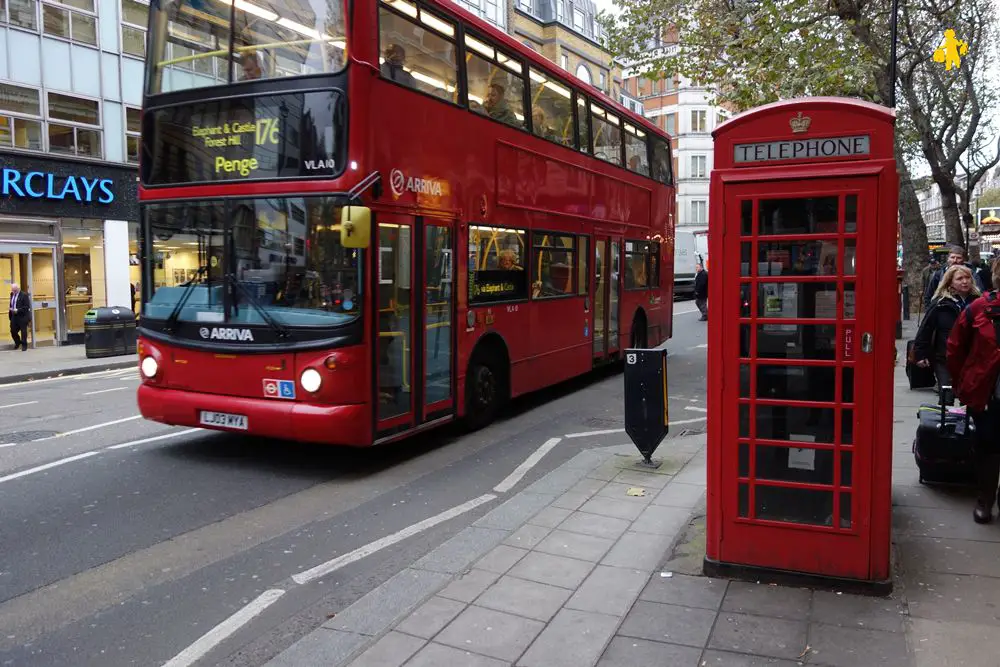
[673,229,706,299]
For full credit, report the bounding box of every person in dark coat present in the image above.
[694,263,708,321]
[914,264,979,391]
[8,283,31,351]
[924,246,984,309]
[947,258,1000,523]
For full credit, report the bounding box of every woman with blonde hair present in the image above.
[914,264,980,391]
[947,257,1000,522]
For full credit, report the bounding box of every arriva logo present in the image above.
[200,327,255,341]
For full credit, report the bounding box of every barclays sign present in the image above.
[2,167,115,204]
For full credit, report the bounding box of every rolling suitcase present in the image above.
[905,340,936,389]
[912,385,975,485]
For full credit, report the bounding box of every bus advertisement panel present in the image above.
[136,0,676,446]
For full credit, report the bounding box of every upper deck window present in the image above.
[624,123,648,176]
[528,68,572,147]
[465,34,525,130]
[591,104,621,166]
[147,0,347,95]
[378,0,458,102]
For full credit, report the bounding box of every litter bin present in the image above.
[84,306,137,358]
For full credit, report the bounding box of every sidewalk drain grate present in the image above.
[676,428,705,437]
[583,417,623,428]
[0,431,59,443]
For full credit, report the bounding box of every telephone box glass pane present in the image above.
[741,199,752,235]
[841,409,854,444]
[759,197,839,235]
[844,283,855,318]
[741,242,752,276]
[739,404,750,437]
[844,240,856,275]
[845,195,858,233]
[840,491,853,528]
[754,365,838,402]
[842,367,855,402]
[841,451,853,486]
[739,364,750,397]
[756,445,834,485]
[755,405,836,444]
[755,324,836,360]
[740,284,752,317]
[740,324,750,357]
[755,485,834,526]
[757,240,840,277]
[758,282,838,318]
[738,443,749,477]
[738,483,749,517]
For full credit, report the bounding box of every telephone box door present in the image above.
[720,176,878,579]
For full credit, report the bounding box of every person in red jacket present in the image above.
[947,258,1000,523]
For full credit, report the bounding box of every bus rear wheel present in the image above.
[465,358,502,430]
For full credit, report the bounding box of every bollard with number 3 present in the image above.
[623,348,669,466]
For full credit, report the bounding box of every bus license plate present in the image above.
[199,411,248,430]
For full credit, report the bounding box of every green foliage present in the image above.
[977,188,1000,210]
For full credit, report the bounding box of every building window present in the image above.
[599,71,606,91]
[717,111,726,126]
[572,7,584,30]
[1,0,39,29]
[42,0,97,46]
[0,82,43,150]
[664,76,676,92]
[691,109,707,133]
[692,200,708,225]
[691,154,707,178]
[665,113,675,135]
[47,91,102,158]
[575,63,592,85]
[561,53,568,70]
[125,106,140,163]
[121,0,148,58]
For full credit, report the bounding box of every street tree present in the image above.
[601,0,996,306]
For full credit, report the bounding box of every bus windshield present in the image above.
[143,197,362,328]
[147,0,348,94]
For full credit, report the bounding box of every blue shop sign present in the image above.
[1,167,115,204]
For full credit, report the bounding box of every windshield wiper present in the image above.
[228,275,291,341]
[163,265,208,334]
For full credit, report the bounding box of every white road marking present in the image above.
[35,415,143,441]
[84,387,130,395]
[120,376,138,381]
[161,589,285,667]
[293,494,497,585]
[564,428,625,439]
[0,451,99,484]
[0,401,38,409]
[0,443,15,449]
[494,438,562,493]
[684,406,708,413]
[693,344,708,348]
[669,416,708,425]
[107,429,201,450]
[0,368,132,389]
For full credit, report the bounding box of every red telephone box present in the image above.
[704,98,898,589]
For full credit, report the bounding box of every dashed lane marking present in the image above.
[564,428,625,439]
[84,387,130,396]
[0,451,99,484]
[106,429,202,450]
[494,437,562,493]
[684,406,708,413]
[0,401,38,409]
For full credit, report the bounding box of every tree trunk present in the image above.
[931,174,966,246]
[896,145,930,317]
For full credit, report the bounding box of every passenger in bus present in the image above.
[381,44,417,88]
[497,249,522,271]
[485,83,518,126]
[532,108,557,141]
[241,51,263,80]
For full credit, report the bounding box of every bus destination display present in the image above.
[142,91,343,186]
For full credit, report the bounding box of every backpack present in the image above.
[986,292,1000,400]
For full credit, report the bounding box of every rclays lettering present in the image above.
[0,167,115,204]
[734,135,870,164]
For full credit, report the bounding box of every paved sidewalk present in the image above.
[265,318,998,667]
[0,344,135,384]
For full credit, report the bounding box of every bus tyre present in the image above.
[465,358,502,430]
[631,318,648,349]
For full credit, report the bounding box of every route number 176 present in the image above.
[255,118,279,146]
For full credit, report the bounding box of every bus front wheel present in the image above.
[465,358,502,430]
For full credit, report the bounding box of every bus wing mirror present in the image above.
[340,206,371,248]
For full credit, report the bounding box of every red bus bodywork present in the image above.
[137,0,676,445]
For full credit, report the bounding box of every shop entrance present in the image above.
[0,245,61,348]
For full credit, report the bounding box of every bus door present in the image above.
[375,215,455,438]
[593,236,622,361]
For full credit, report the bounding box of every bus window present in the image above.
[378,1,458,101]
[528,68,572,147]
[651,137,672,185]
[532,234,575,298]
[577,236,589,295]
[576,95,590,153]
[465,35,526,129]
[147,0,347,93]
[468,225,527,303]
[624,240,649,290]
[591,105,622,166]
[624,123,649,176]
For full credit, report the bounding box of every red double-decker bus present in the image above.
[136,0,676,445]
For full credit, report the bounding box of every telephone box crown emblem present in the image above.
[789,112,811,134]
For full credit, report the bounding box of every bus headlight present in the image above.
[140,356,159,378]
[300,368,322,393]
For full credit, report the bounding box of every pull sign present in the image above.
[843,326,855,361]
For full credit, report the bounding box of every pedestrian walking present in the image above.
[946,258,1000,523]
[694,263,708,321]
[924,246,985,309]
[914,265,979,392]
[8,283,30,351]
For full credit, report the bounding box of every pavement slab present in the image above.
[395,597,466,640]
[720,581,812,621]
[618,600,716,648]
[435,605,543,662]
[404,642,510,667]
[507,551,595,590]
[348,631,425,667]
[639,572,728,610]
[565,565,648,617]
[596,636,702,666]
[515,608,619,667]
[804,623,910,666]
[707,612,809,661]
[476,575,572,622]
